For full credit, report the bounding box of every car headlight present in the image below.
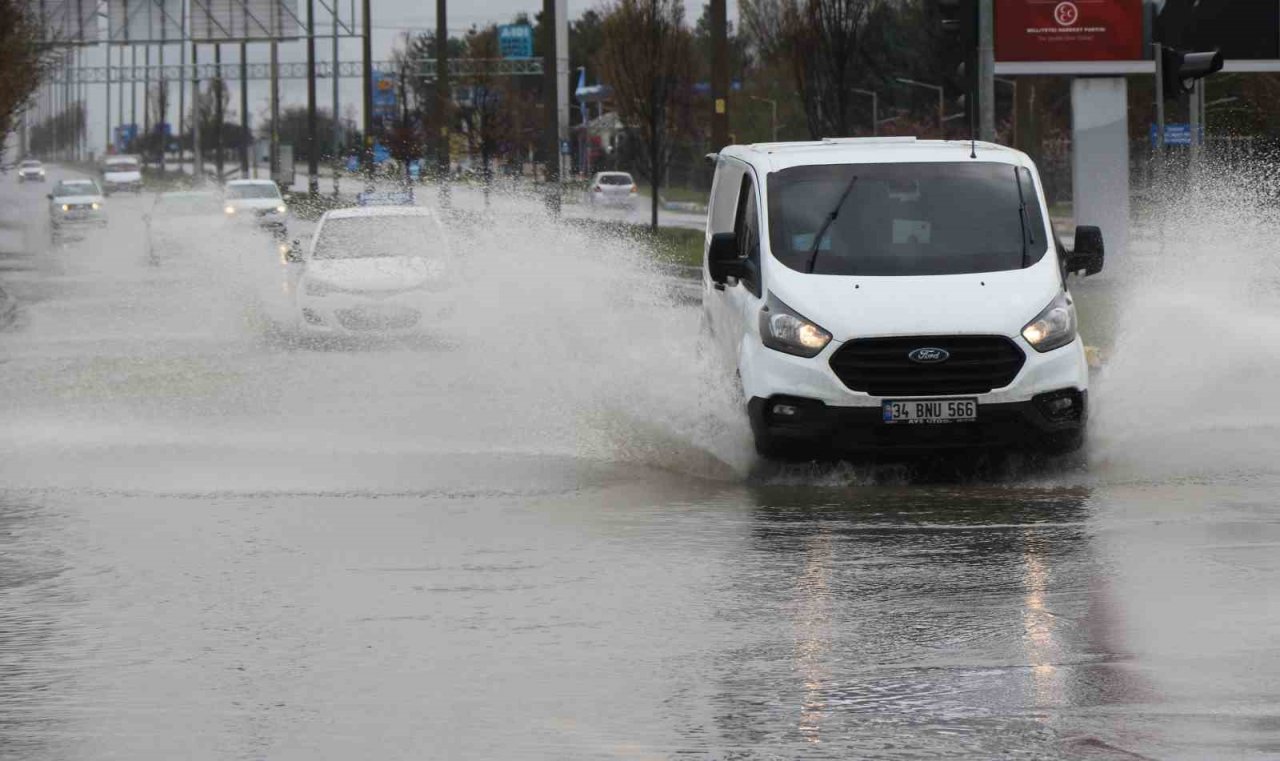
[91,202,100,210]
[224,205,236,215]
[61,204,70,212]
[759,292,832,357]
[275,205,287,214]
[1022,291,1077,352]
[304,278,337,296]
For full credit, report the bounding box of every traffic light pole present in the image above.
[1154,42,1165,149]
[977,0,994,141]
[710,0,728,151]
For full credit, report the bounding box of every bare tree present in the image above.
[0,0,61,165]
[597,0,695,230]
[742,0,878,139]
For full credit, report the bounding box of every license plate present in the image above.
[881,398,977,425]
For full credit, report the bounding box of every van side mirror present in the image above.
[1066,225,1104,276]
[708,232,748,284]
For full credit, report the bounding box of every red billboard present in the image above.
[997,0,1144,62]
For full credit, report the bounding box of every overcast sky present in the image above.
[51,0,732,156]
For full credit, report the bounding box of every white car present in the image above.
[291,206,449,335]
[48,178,107,242]
[223,179,288,234]
[586,171,638,207]
[702,137,1104,459]
[101,155,143,194]
[17,159,46,183]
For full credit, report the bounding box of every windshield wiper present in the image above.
[1014,168,1033,269]
[805,174,858,274]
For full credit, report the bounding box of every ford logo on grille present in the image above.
[908,347,950,363]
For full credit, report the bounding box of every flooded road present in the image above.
[2,169,1279,759]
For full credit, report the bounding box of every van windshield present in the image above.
[767,162,1048,276]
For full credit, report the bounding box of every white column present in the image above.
[1071,77,1129,257]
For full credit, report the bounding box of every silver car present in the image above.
[17,160,45,183]
[585,171,638,208]
[48,179,107,243]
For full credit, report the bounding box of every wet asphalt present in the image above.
[1,168,1278,760]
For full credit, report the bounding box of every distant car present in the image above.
[586,171,638,207]
[144,191,223,260]
[223,179,288,235]
[101,155,143,194]
[17,160,45,183]
[48,178,106,243]
[290,206,449,336]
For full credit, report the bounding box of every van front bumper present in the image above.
[748,389,1087,455]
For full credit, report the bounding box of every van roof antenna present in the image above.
[969,98,978,159]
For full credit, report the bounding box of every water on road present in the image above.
[1,168,1278,759]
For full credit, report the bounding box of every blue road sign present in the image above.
[346,154,360,172]
[1150,123,1202,147]
[559,139,571,156]
[498,24,533,59]
[372,142,390,164]
[408,160,421,181]
[113,124,138,153]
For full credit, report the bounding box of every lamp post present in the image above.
[895,77,944,131]
[851,88,878,135]
[748,95,777,141]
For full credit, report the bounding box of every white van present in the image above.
[701,138,1104,459]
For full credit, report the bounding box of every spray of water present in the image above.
[7,164,1279,494]
[0,183,754,493]
[1087,159,1280,483]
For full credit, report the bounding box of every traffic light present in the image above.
[1160,47,1224,99]
[937,0,977,125]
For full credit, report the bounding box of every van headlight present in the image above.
[759,292,832,357]
[224,205,236,215]
[1022,292,1077,352]
[275,205,287,214]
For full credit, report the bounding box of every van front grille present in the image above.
[829,335,1025,397]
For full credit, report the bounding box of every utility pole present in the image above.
[542,0,559,212]
[978,0,994,141]
[269,39,279,183]
[215,44,224,181]
[193,43,203,179]
[435,0,449,190]
[710,0,728,151]
[105,44,112,153]
[361,0,372,162]
[331,0,340,194]
[159,26,167,174]
[239,41,249,175]
[118,45,125,151]
[306,0,318,193]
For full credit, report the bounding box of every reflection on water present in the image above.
[693,485,1147,756]
[0,497,72,760]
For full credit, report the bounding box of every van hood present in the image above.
[103,170,142,182]
[768,257,1062,340]
[305,256,442,291]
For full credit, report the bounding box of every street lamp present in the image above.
[851,89,878,135]
[749,95,778,141]
[895,77,944,131]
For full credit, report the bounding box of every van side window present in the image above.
[734,174,763,297]
[709,160,746,235]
